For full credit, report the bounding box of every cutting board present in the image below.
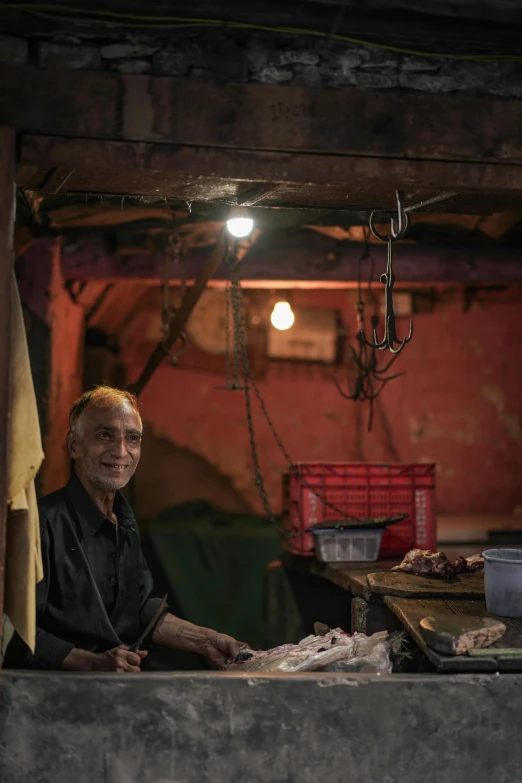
[367,570,484,599]
[419,614,506,655]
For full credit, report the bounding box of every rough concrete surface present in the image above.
[0,670,521,782]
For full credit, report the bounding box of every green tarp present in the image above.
[147,500,302,650]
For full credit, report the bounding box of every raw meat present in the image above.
[464,554,485,572]
[223,628,391,673]
[392,549,484,579]
[391,549,453,577]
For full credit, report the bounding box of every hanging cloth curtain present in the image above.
[3,271,44,654]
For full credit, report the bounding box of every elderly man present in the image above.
[6,386,242,671]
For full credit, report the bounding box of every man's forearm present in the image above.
[152,613,243,666]
[61,647,100,671]
[152,613,213,655]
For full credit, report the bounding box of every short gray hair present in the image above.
[69,386,142,438]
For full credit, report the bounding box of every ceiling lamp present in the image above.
[226,206,254,238]
[226,217,254,237]
[270,301,295,331]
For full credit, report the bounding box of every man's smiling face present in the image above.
[68,403,142,492]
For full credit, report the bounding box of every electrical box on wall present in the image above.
[267,306,338,363]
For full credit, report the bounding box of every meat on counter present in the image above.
[391,549,484,579]
[223,628,392,674]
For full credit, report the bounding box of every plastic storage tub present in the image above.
[312,528,384,563]
[483,548,522,617]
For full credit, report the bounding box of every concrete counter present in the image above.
[0,670,519,782]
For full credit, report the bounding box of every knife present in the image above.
[129,594,168,652]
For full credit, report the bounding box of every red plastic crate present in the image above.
[283,462,436,558]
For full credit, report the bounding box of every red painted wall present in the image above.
[123,288,522,517]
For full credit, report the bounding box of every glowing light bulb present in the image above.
[226,217,254,238]
[271,301,295,331]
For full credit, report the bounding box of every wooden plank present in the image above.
[52,236,522,287]
[18,135,522,199]
[367,571,485,599]
[426,598,522,666]
[38,167,76,195]
[385,596,522,672]
[384,596,499,672]
[0,66,120,140]
[128,230,226,396]
[484,613,522,671]
[0,127,15,659]
[5,66,522,166]
[237,183,281,206]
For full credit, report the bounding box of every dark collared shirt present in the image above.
[5,472,163,669]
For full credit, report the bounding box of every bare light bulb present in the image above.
[271,301,295,331]
[226,217,254,238]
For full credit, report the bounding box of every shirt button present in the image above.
[108,577,114,582]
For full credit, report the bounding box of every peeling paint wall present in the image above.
[124,289,522,517]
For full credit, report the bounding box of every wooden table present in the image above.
[282,552,522,673]
[282,553,406,636]
[385,596,522,672]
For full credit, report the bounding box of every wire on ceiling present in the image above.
[1,2,521,62]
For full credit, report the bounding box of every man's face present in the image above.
[68,404,142,492]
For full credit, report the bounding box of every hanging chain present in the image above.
[232,246,286,526]
[216,248,244,391]
[224,279,232,388]
[220,238,363,534]
[161,233,187,366]
[219,239,275,520]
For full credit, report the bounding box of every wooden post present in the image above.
[40,240,84,495]
[0,127,15,656]
[128,231,226,396]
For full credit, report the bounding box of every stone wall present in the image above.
[1,30,521,97]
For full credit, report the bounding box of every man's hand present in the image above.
[152,613,246,666]
[98,645,148,673]
[201,632,243,667]
[61,645,147,672]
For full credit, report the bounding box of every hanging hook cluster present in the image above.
[362,190,413,355]
[333,235,405,431]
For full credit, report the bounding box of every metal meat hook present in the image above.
[362,191,413,355]
[369,189,411,242]
[367,237,413,354]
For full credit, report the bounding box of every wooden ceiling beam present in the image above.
[16,135,522,215]
[3,65,522,167]
[20,236,522,286]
